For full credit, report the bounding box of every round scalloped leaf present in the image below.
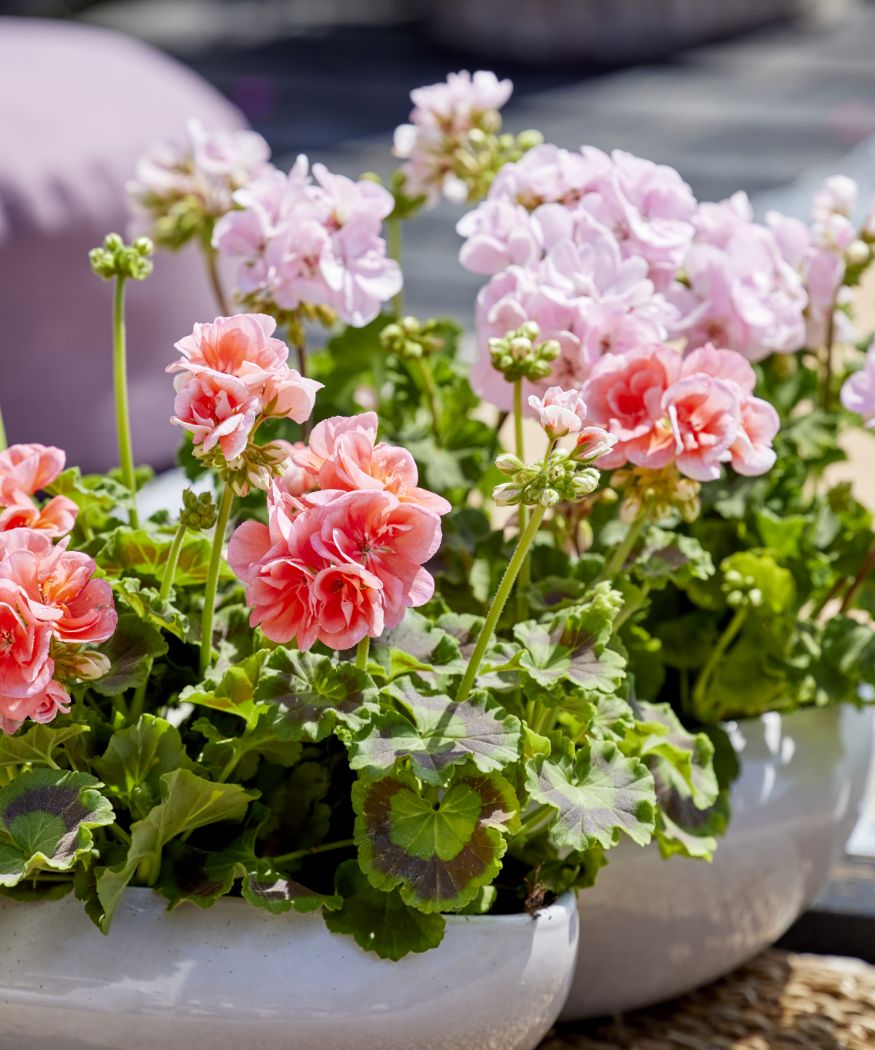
[632,701,719,810]
[254,649,379,741]
[528,739,656,853]
[353,770,519,913]
[349,680,522,785]
[0,769,114,886]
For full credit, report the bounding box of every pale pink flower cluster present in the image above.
[841,340,875,428]
[668,192,808,362]
[583,343,779,482]
[128,118,271,235]
[393,70,513,205]
[230,413,449,651]
[169,314,321,465]
[471,220,679,411]
[0,527,117,735]
[768,176,860,350]
[459,145,697,290]
[0,444,78,538]
[213,158,402,326]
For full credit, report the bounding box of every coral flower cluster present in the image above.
[582,344,780,481]
[169,314,321,481]
[230,413,449,650]
[0,443,78,537]
[0,523,117,735]
[214,158,403,327]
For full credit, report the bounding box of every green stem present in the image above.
[271,838,356,866]
[112,277,139,527]
[600,508,649,581]
[514,379,530,621]
[413,357,443,444]
[200,483,234,676]
[691,607,748,720]
[614,584,650,631]
[159,522,187,601]
[457,503,547,702]
[356,636,370,671]
[516,804,554,840]
[0,403,6,452]
[203,241,230,315]
[388,215,403,315]
[819,303,837,412]
[839,542,875,614]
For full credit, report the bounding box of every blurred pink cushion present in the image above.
[0,18,248,472]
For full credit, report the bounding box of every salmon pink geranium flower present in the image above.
[0,444,78,539]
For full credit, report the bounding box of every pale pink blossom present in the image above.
[172,372,262,462]
[841,341,875,428]
[214,158,402,326]
[128,118,271,239]
[393,71,513,206]
[575,426,617,462]
[528,387,588,438]
[488,143,604,210]
[661,375,741,482]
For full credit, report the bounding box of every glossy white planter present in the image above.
[0,888,578,1050]
[564,702,874,1020]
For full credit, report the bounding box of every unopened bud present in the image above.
[495,453,524,475]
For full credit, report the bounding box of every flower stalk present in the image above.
[691,606,747,720]
[112,277,140,528]
[0,403,7,453]
[200,482,234,675]
[457,503,546,702]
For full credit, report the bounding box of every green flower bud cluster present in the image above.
[455,128,545,204]
[205,439,292,497]
[493,447,601,508]
[380,316,445,360]
[179,488,218,531]
[723,568,765,610]
[488,322,560,382]
[89,233,154,281]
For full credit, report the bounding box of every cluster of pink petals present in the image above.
[841,340,875,428]
[459,144,697,290]
[471,222,678,411]
[213,157,402,326]
[0,528,117,735]
[767,176,860,350]
[583,343,779,481]
[127,118,271,232]
[169,314,322,464]
[528,386,588,439]
[668,192,808,362]
[393,70,513,205]
[230,413,449,651]
[0,444,78,538]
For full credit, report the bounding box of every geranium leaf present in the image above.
[91,612,169,696]
[93,715,198,818]
[0,724,89,769]
[528,739,656,852]
[653,786,730,861]
[242,872,341,915]
[353,769,518,913]
[372,610,464,680]
[110,578,190,641]
[0,770,114,886]
[254,649,379,742]
[96,527,233,586]
[181,650,271,727]
[324,859,446,960]
[633,527,714,591]
[47,467,131,537]
[95,769,255,931]
[629,702,718,810]
[349,680,521,785]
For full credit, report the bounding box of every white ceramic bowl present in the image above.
[0,888,578,1050]
[563,702,874,1020]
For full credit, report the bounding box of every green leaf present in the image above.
[528,739,656,852]
[254,649,379,742]
[91,612,168,696]
[47,467,131,537]
[371,610,464,681]
[654,791,729,861]
[0,770,114,886]
[93,715,197,818]
[0,724,89,769]
[181,650,270,727]
[754,507,812,559]
[353,769,518,913]
[325,859,446,959]
[629,702,718,810]
[634,528,714,591]
[110,578,190,641]
[95,769,255,931]
[97,527,232,586]
[349,680,521,785]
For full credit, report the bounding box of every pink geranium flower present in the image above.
[841,340,875,428]
[312,562,385,649]
[172,372,262,462]
[528,387,588,439]
[0,578,55,702]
